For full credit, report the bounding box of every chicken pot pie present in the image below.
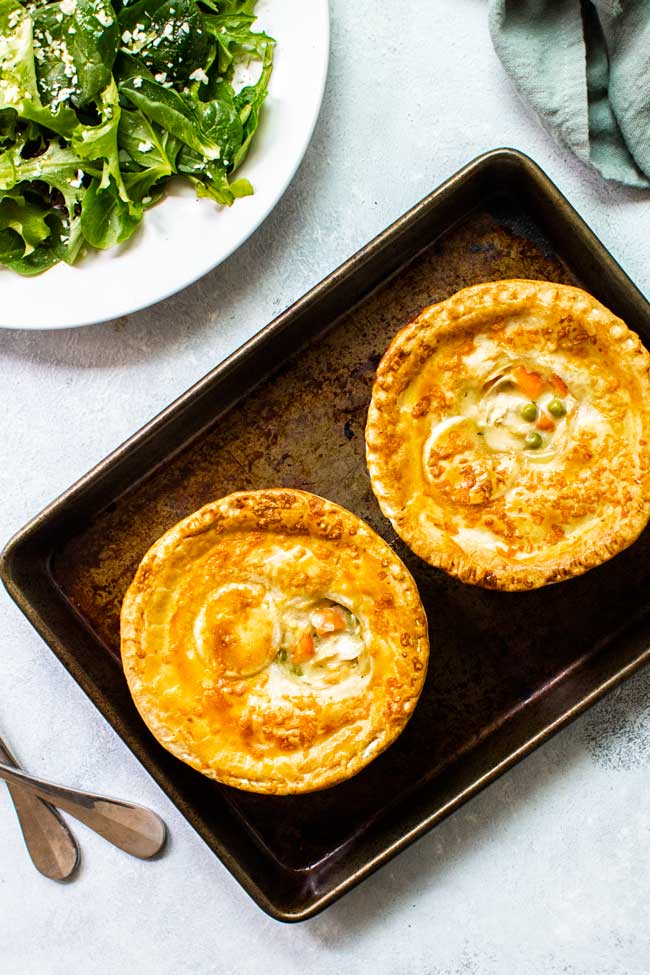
[121,489,429,794]
[366,280,650,590]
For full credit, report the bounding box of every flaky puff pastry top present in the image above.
[121,489,429,794]
[366,280,650,590]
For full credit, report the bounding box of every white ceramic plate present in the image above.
[1,0,329,329]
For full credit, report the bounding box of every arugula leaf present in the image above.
[72,79,133,208]
[0,109,17,147]
[80,175,141,248]
[0,142,84,192]
[0,193,51,255]
[232,33,272,170]
[119,0,211,84]
[0,0,77,136]
[196,97,242,165]
[191,170,252,205]
[32,0,119,108]
[3,242,60,274]
[0,227,24,264]
[120,72,222,159]
[75,0,120,102]
[203,10,272,74]
[118,107,175,171]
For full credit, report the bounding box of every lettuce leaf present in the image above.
[0,0,273,274]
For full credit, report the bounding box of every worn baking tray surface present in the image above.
[4,150,650,920]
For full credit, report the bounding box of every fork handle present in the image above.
[0,739,79,881]
[0,761,166,860]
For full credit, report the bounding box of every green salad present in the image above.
[0,0,273,274]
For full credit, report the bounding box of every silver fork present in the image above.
[0,733,79,881]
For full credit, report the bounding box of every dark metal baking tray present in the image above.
[3,149,650,922]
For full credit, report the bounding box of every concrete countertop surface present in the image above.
[2,2,649,973]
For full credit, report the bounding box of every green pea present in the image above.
[291,664,303,677]
[520,402,538,422]
[548,397,567,418]
[276,648,287,663]
[524,431,543,450]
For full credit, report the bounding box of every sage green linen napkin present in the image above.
[488,0,650,187]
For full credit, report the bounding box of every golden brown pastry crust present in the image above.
[121,489,429,794]
[365,280,650,590]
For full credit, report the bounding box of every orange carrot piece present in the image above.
[550,373,568,396]
[536,412,555,432]
[293,630,315,663]
[311,605,348,636]
[513,365,546,399]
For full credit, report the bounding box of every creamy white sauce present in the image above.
[422,354,619,557]
[191,584,371,697]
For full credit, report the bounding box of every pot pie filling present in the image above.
[121,490,429,794]
[366,280,650,589]
[195,582,369,691]
[418,344,626,554]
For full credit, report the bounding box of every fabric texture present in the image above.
[488,0,650,187]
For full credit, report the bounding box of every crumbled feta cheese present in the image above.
[69,169,84,188]
[154,72,167,84]
[95,8,113,27]
[0,79,21,102]
[189,68,209,84]
[133,76,143,88]
[60,0,76,14]
[51,85,75,106]
[142,196,152,205]
[137,140,153,152]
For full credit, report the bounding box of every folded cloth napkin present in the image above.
[488,0,650,187]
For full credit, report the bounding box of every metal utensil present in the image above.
[0,760,167,859]
[0,734,80,881]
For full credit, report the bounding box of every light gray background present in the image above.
[2,3,650,973]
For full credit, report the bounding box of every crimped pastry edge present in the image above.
[121,488,429,793]
[365,279,650,591]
